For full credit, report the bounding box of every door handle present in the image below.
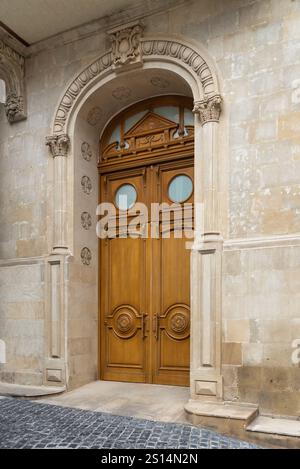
[141,313,148,339]
[153,314,160,340]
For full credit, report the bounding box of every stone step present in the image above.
[247,415,300,438]
[0,382,65,397]
[185,400,258,424]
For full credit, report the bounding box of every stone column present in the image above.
[189,95,223,401]
[46,134,70,254]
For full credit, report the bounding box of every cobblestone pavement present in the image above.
[0,398,259,449]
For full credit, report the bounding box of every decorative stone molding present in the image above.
[81,176,92,195]
[87,106,103,126]
[0,39,27,123]
[81,212,92,230]
[5,92,25,123]
[81,247,92,266]
[108,21,144,69]
[150,76,170,89]
[46,134,70,157]
[112,86,131,101]
[52,36,221,134]
[81,142,92,161]
[193,95,222,126]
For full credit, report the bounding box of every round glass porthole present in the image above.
[168,175,193,203]
[115,184,137,210]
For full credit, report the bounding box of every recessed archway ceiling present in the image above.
[77,68,193,136]
[0,0,139,45]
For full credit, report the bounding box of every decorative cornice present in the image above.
[46,134,70,157]
[0,39,26,123]
[0,39,24,69]
[193,94,222,126]
[108,21,144,69]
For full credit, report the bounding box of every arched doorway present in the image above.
[46,31,224,402]
[98,96,194,386]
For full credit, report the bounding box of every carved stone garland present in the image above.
[0,39,27,123]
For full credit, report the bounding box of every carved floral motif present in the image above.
[87,106,103,126]
[81,176,92,195]
[81,142,92,161]
[81,247,92,266]
[81,212,92,230]
[112,87,131,101]
[150,76,170,89]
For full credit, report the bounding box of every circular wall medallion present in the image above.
[112,86,131,101]
[81,212,92,230]
[81,175,92,195]
[150,76,170,89]
[81,247,92,265]
[87,106,103,126]
[168,175,193,203]
[81,142,92,161]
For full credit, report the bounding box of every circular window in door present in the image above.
[115,183,137,210]
[168,175,193,203]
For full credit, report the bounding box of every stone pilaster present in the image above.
[46,134,70,254]
[189,96,223,401]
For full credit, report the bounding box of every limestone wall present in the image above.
[0,0,300,416]
[0,261,45,385]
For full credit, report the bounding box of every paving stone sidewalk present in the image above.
[0,397,259,449]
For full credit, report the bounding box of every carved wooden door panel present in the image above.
[151,161,193,386]
[100,168,150,383]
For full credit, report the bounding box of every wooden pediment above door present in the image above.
[99,96,194,169]
[125,111,177,137]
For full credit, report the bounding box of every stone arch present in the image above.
[0,39,26,123]
[51,34,221,136]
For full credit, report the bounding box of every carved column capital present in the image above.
[193,95,222,126]
[46,134,70,157]
[108,21,144,69]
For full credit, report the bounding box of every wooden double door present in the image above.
[100,159,193,386]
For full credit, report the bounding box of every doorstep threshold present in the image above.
[0,382,65,397]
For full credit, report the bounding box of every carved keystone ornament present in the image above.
[108,21,144,68]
